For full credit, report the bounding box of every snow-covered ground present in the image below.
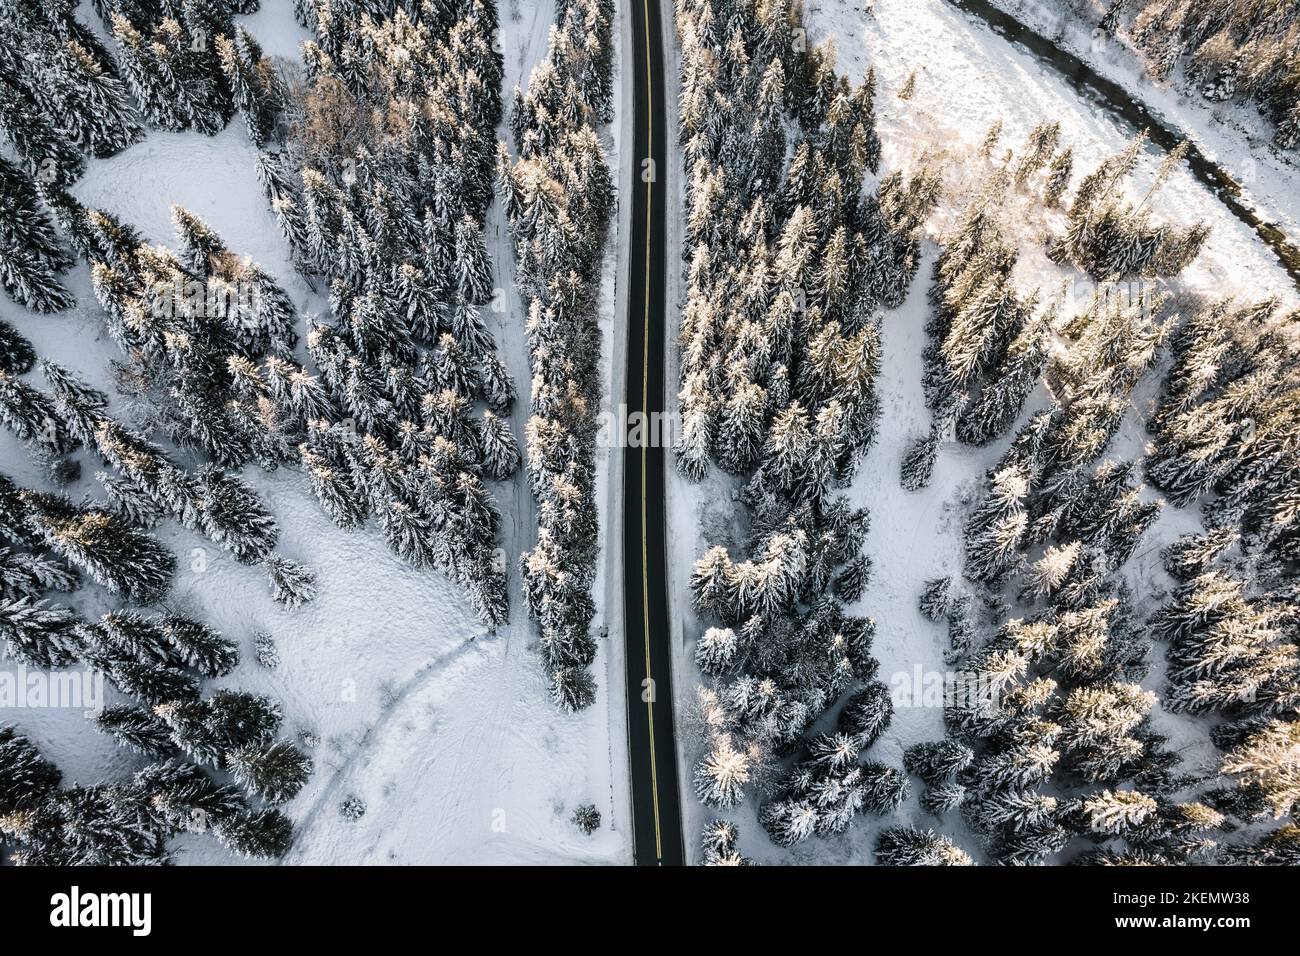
[984,0,1300,244]
[664,0,1298,864]
[2,0,631,865]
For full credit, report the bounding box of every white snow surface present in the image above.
[1,0,631,865]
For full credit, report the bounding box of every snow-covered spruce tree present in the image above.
[874,825,972,865]
[0,597,78,668]
[0,79,85,188]
[214,807,294,859]
[81,609,240,680]
[899,430,938,491]
[918,575,952,622]
[0,369,78,460]
[1048,136,1208,280]
[2,475,175,604]
[963,463,1030,585]
[149,690,310,814]
[0,543,76,600]
[838,679,894,750]
[1146,298,1300,560]
[700,818,753,865]
[3,720,293,864]
[216,25,285,147]
[225,740,312,804]
[128,758,247,836]
[500,1,615,709]
[1161,528,1238,581]
[904,740,974,787]
[0,725,62,817]
[0,158,76,312]
[1043,148,1074,208]
[943,604,1217,864]
[0,0,142,159]
[0,320,37,375]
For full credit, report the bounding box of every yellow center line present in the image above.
[640,0,663,865]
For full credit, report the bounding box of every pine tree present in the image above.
[264,555,318,609]
[898,70,917,100]
[95,706,175,758]
[904,739,975,786]
[214,807,293,859]
[478,410,521,480]
[570,803,601,835]
[215,26,283,147]
[695,626,739,676]
[900,430,938,491]
[700,818,752,865]
[161,615,239,677]
[0,82,85,187]
[130,759,246,835]
[0,725,61,816]
[0,159,76,312]
[838,680,893,749]
[0,596,80,667]
[225,740,312,804]
[1043,148,1074,207]
[1220,719,1300,818]
[0,319,36,375]
[875,825,973,865]
[918,575,952,621]
[921,781,968,814]
[18,486,175,603]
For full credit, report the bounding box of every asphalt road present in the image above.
[622,0,685,866]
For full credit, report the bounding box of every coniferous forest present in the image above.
[0,0,1297,879]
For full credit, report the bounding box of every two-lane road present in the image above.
[623,0,685,866]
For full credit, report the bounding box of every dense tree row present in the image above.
[1140,294,1300,860]
[1,721,297,863]
[0,0,129,188]
[919,122,1205,476]
[103,0,267,138]
[0,465,307,863]
[922,164,1055,457]
[0,157,77,314]
[1048,134,1207,281]
[224,0,515,623]
[912,145,1297,862]
[676,0,936,849]
[0,473,307,863]
[1099,0,1300,149]
[0,0,277,190]
[0,257,316,604]
[901,108,1233,859]
[0,1,314,867]
[498,0,614,711]
[0,368,307,867]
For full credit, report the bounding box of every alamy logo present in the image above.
[49,886,152,937]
